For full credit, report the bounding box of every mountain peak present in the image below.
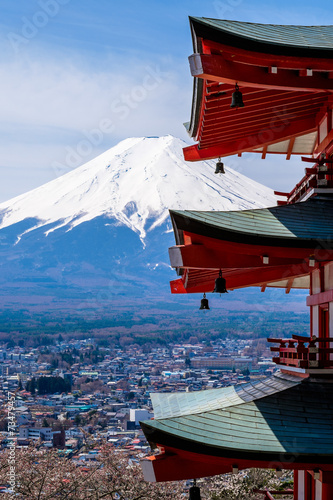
[0,135,277,241]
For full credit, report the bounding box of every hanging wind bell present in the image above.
[189,480,201,500]
[213,270,228,294]
[199,293,210,310]
[215,157,225,174]
[230,83,244,108]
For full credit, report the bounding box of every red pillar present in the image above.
[321,471,333,500]
[294,470,298,500]
[294,470,315,500]
[296,470,333,500]
[308,263,333,368]
[304,470,313,500]
[322,482,333,500]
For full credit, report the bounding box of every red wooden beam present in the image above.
[274,191,290,197]
[180,230,330,260]
[302,156,322,163]
[253,490,293,500]
[286,278,294,293]
[169,244,308,270]
[203,93,326,122]
[224,266,309,290]
[200,107,320,141]
[201,110,323,143]
[189,53,333,91]
[142,441,333,483]
[204,89,304,111]
[201,110,320,139]
[315,128,333,154]
[204,88,333,114]
[285,137,295,160]
[198,133,313,153]
[307,289,333,306]
[202,99,321,129]
[170,265,310,294]
[202,39,333,71]
[183,116,317,160]
[200,125,314,150]
[199,127,313,150]
[199,111,317,144]
[170,279,187,294]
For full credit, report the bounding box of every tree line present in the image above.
[25,376,71,395]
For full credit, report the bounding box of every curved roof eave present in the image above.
[141,375,333,463]
[189,17,333,57]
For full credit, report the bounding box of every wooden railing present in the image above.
[268,334,333,369]
[274,158,333,204]
[253,489,293,499]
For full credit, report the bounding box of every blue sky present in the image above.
[1,0,333,201]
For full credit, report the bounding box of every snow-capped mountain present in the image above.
[0,135,276,243]
[0,135,278,313]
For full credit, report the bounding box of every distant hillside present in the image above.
[0,135,307,336]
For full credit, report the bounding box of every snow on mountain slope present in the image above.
[0,135,277,241]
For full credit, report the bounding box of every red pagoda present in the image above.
[140,18,333,500]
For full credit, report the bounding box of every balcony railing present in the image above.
[268,334,333,370]
[274,159,333,204]
[253,489,293,499]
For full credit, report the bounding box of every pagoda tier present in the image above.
[140,17,333,500]
[183,19,333,161]
[140,372,333,482]
[169,197,333,294]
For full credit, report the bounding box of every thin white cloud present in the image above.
[0,55,188,131]
[0,50,192,202]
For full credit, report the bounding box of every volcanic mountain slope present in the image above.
[0,135,278,311]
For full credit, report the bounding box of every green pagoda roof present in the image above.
[141,373,333,463]
[190,17,333,56]
[170,197,333,248]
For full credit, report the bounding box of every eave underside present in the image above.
[185,80,325,160]
[184,18,333,161]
